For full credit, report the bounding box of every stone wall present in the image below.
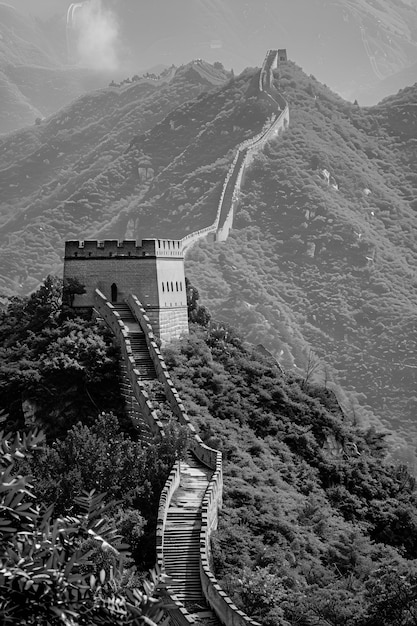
[64,239,188,343]
[93,290,165,438]
[64,256,159,308]
[126,294,259,626]
[79,50,287,626]
[182,48,289,252]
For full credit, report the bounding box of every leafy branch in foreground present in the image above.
[0,429,169,625]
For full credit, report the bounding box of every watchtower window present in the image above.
[171,282,174,291]
[180,281,183,291]
[167,282,169,292]
[162,283,165,292]
[111,283,118,303]
[176,281,178,291]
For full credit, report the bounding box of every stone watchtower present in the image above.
[63,239,188,342]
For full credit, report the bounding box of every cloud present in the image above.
[69,0,120,71]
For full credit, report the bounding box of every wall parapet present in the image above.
[92,49,287,625]
[94,290,195,624]
[66,238,183,259]
[93,289,165,438]
[126,294,261,625]
[181,49,289,253]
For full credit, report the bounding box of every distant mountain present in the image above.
[3,0,417,133]
[356,60,417,105]
[59,0,417,100]
[0,54,416,458]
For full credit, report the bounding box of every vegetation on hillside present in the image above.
[0,62,228,295]
[0,56,415,461]
[183,63,417,454]
[0,277,189,599]
[1,275,417,624]
[0,427,172,625]
[164,305,417,626]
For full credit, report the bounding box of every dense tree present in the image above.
[0,277,124,439]
[163,321,417,625]
[0,429,169,625]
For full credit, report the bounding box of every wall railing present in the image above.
[125,293,260,625]
[181,49,289,254]
[95,50,288,625]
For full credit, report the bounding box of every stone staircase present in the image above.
[112,302,156,442]
[111,302,223,625]
[112,303,157,380]
[164,451,223,625]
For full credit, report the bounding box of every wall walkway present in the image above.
[94,291,259,625]
[92,50,290,626]
[181,49,289,254]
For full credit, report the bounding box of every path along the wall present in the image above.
[94,290,260,625]
[181,49,289,254]
[93,51,289,625]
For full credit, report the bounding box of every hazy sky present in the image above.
[2,0,68,16]
[3,0,417,98]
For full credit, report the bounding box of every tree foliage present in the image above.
[0,429,169,625]
[0,277,124,439]
[164,321,417,625]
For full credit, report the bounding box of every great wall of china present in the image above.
[181,49,289,254]
[78,50,289,625]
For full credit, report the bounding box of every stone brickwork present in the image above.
[124,294,259,625]
[64,239,188,343]
[63,48,286,625]
[157,307,189,343]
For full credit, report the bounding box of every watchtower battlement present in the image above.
[63,238,188,343]
[65,238,183,259]
[278,49,287,62]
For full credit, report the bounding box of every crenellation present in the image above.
[65,238,185,259]
[65,239,150,257]
[64,238,187,342]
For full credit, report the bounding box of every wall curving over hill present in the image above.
[72,50,290,626]
[181,49,289,254]
[94,289,261,626]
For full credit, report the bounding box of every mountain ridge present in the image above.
[0,54,416,458]
[2,0,417,133]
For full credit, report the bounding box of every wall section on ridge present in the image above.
[182,48,289,253]
[127,294,259,626]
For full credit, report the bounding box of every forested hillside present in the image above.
[0,278,189,621]
[0,60,228,294]
[0,57,415,455]
[164,312,417,625]
[2,278,417,625]
[184,66,417,455]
